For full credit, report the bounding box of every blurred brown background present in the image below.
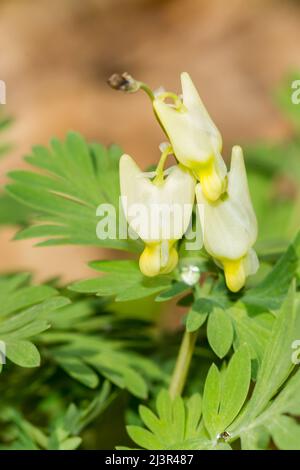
[1,0,300,283]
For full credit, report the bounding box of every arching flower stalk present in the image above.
[153,72,227,202]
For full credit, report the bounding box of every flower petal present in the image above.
[196,183,253,260]
[120,154,195,242]
[153,98,214,165]
[181,72,222,154]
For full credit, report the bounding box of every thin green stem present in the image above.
[168,278,214,399]
[169,329,198,400]
[107,73,155,101]
[153,144,173,186]
[158,92,184,111]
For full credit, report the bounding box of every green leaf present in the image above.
[0,112,12,159]
[155,282,190,302]
[242,231,300,309]
[0,273,30,293]
[70,260,172,302]
[240,427,270,450]
[269,367,300,417]
[4,321,50,340]
[203,347,251,439]
[40,329,161,397]
[116,278,171,302]
[58,437,82,451]
[0,115,13,132]
[5,340,40,368]
[0,297,70,336]
[185,298,213,333]
[240,283,297,418]
[228,283,300,448]
[6,132,140,252]
[185,394,202,438]
[0,274,70,370]
[0,285,57,318]
[207,309,233,358]
[3,381,113,450]
[202,364,221,439]
[127,425,162,450]
[0,194,32,227]
[229,307,273,366]
[267,416,300,450]
[123,368,148,400]
[218,346,251,430]
[186,309,207,333]
[185,285,231,333]
[54,355,99,389]
[124,389,223,450]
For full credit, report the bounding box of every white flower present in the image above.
[195,146,259,292]
[153,72,227,202]
[120,154,195,277]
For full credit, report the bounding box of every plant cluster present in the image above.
[0,72,299,450]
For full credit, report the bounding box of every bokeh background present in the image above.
[0,0,300,283]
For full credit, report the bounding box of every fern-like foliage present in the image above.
[0,274,70,371]
[122,390,231,450]
[6,132,140,252]
[0,381,112,450]
[37,291,166,398]
[123,283,300,450]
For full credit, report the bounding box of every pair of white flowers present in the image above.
[119,73,258,292]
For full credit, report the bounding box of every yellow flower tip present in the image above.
[195,160,224,202]
[139,244,161,277]
[222,258,246,293]
[160,246,178,274]
[139,243,179,277]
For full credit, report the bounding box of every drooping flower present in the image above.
[120,152,195,277]
[153,72,227,202]
[195,145,259,292]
